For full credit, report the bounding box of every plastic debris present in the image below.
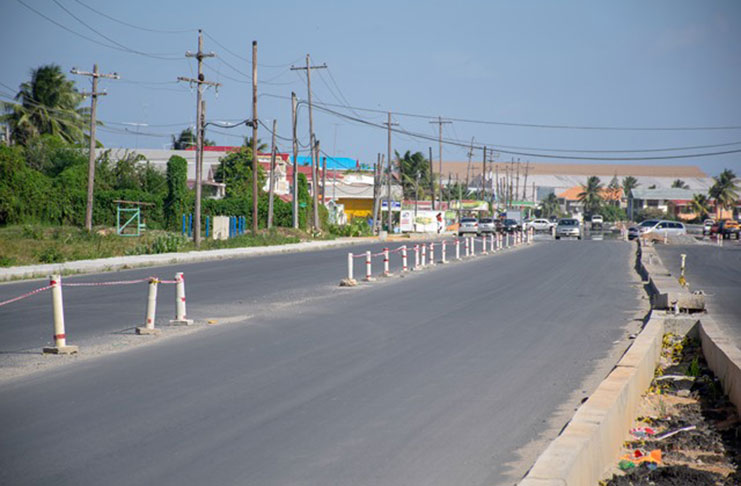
[654,425,696,441]
[629,426,656,439]
[619,449,662,466]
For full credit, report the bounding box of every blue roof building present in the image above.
[291,155,372,171]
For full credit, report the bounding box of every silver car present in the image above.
[458,217,480,236]
[555,218,581,239]
[478,218,496,234]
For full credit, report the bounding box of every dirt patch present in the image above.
[602,334,740,485]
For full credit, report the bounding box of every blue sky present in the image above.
[2,0,740,176]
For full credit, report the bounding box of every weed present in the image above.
[687,357,700,377]
[37,246,64,263]
[21,225,44,240]
[0,256,17,267]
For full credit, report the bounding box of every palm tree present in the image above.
[540,192,559,218]
[578,176,604,217]
[689,194,711,221]
[622,176,639,220]
[397,150,430,200]
[243,136,268,152]
[171,127,215,149]
[671,179,689,189]
[709,169,739,218]
[1,64,88,145]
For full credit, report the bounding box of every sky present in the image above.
[2,0,740,177]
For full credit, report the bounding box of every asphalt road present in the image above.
[2,237,501,353]
[655,241,741,347]
[0,240,637,486]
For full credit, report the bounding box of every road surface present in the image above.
[0,240,638,485]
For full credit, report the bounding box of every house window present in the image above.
[647,200,659,207]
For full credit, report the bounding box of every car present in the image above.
[478,217,496,234]
[528,218,554,232]
[627,225,641,240]
[639,219,687,238]
[591,214,604,229]
[717,219,740,239]
[501,218,520,233]
[458,217,479,236]
[555,218,581,239]
[703,219,715,236]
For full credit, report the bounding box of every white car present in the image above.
[591,215,604,228]
[528,218,555,232]
[639,219,687,237]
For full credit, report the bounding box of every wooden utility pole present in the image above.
[71,64,119,232]
[456,173,462,222]
[291,92,299,228]
[177,30,219,246]
[251,41,259,234]
[515,159,521,203]
[322,156,327,205]
[465,137,474,189]
[523,161,531,203]
[291,55,327,231]
[384,113,398,233]
[429,116,451,203]
[373,154,384,233]
[267,119,277,229]
[429,146,435,210]
[481,146,487,201]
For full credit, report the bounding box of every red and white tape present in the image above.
[0,285,53,308]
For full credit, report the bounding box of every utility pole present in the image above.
[429,146,435,210]
[291,92,299,229]
[322,156,327,206]
[291,55,327,232]
[373,154,384,234]
[251,41,259,235]
[515,159,521,203]
[465,137,475,189]
[267,119,277,229]
[481,146,487,202]
[429,116,452,203]
[177,30,219,246]
[71,64,119,232]
[384,113,398,233]
[456,173,462,222]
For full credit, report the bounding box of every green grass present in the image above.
[0,224,324,267]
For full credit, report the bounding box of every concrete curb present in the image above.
[638,244,705,311]
[0,237,384,282]
[520,239,741,485]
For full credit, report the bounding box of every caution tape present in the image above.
[63,277,152,287]
[0,285,53,308]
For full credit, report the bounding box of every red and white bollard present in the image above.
[402,245,408,272]
[421,243,427,266]
[471,236,476,256]
[137,278,161,335]
[429,242,435,265]
[464,237,469,257]
[481,235,487,254]
[456,239,461,260]
[383,247,390,276]
[364,250,374,281]
[171,272,193,325]
[490,233,495,252]
[441,240,447,264]
[43,274,78,354]
[414,244,420,269]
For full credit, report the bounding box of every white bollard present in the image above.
[171,272,194,325]
[402,245,408,272]
[482,235,487,254]
[441,240,447,263]
[429,243,435,265]
[348,252,354,280]
[415,244,420,269]
[464,237,469,257]
[137,278,161,335]
[471,236,476,256]
[43,274,78,354]
[490,233,495,252]
[421,243,427,266]
[456,239,461,260]
[664,231,668,245]
[364,250,373,281]
[383,248,390,276]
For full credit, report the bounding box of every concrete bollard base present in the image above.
[42,345,79,355]
[364,277,376,282]
[381,272,393,278]
[169,318,194,326]
[339,278,357,287]
[136,327,161,335]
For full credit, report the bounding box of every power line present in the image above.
[72,0,194,34]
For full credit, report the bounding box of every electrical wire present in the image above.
[72,0,195,34]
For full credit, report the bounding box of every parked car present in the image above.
[703,219,715,236]
[501,218,520,233]
[555,218,581,239]
[528,218,554,232]
[591,214,604,229]
[458,217,479,236]
[717,219,740,239]
[627,225,641,240]
[640,219,687,238]
[478,218,496,234]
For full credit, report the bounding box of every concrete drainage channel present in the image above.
[519,240,741,486]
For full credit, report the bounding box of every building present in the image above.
[556,186,624,218]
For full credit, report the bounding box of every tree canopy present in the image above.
[709,169,738,212]
[578,176,604,216]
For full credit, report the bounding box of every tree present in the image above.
[2,65,89,146]
[397,150,430,200]
[213,148,265,199]
[708,169,739,217]
[242,136,268,152]
[621,176,639,199]
[164,155,190,229]
[540,192,560,218]
[171,127,214,149]
[671,179,689,189]
[689,193,711,222]
[578,176,604,217]
[606,174,621,206]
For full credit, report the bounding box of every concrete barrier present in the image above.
[698,316,741,415]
